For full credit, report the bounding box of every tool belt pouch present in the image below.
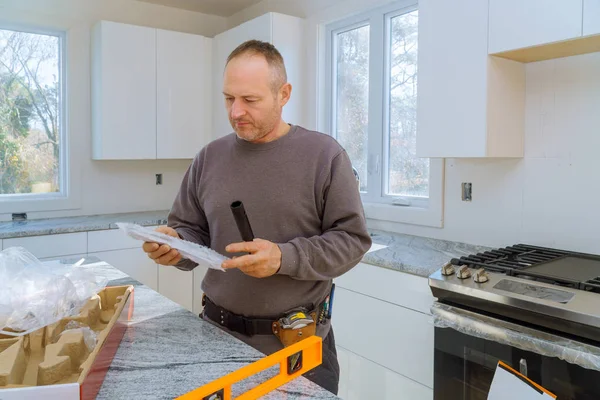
[272,311,317,347]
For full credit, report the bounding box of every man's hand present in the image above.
[222,238,282,278]
[142,226,182,266]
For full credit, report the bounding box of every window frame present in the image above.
[323,0,444,228]
[0,22,79,214]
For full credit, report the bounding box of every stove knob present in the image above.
[457,265,472,279]
[441,262,455,276]
[473,268,489,283]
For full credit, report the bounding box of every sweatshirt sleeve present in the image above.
[277,150,372,281]
[167,151,210,271]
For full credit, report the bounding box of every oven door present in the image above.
[433,304,600,400]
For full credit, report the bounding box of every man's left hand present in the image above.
[222,239,282,278]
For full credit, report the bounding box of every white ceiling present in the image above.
[136,0,265,17]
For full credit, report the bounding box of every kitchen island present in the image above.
[46,256,338,399]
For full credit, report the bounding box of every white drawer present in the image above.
[337,347,433,400]
[335,262,435,315]
[88,225,159,253]
[333,287,434,388]
[3,232,87,259]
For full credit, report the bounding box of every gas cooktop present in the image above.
[429,244,600,343]
[449,244,600,293]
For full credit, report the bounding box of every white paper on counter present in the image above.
[116,223,228,271]
[0,383,80,400]
[488,362,556,400]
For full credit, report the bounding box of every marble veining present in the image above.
[0,210,168,239]
[65,257,339,399]
[363,229,492,278]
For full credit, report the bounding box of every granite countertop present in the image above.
[0,210,169,239]
[363,229,492,278]
[1,210,492,279]
[45,256,339,400]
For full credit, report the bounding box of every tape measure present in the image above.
[278,309,315,330]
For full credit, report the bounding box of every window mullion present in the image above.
[366,12,384,201]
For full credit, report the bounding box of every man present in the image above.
[142,40,371,394]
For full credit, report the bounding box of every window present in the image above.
[325,1,444,226]
[0,27,66,200]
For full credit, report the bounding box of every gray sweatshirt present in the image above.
[168,125,371,318]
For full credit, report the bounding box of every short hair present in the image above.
[225,40,287,91]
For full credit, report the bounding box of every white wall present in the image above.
[0,0,227,221]
[228,0,600,255]
[371,53,600,254]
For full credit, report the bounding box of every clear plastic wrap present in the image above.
[0,247,108,337]
[58,321,98,352]
[117,222,228,271]
[431,302,600,372]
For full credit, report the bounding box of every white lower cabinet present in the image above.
[333,287,433,388]
[158,265,194,312]
[337,346,433,400]
[88,248,158,291]
[3,232,87,259]
[333,264,434,398]
[87,228,141,252]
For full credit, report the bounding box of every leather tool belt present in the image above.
[202,295,328,347]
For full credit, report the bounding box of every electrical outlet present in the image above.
[12,213,27,221]
[462,182,472,201]
[155,174,163,185]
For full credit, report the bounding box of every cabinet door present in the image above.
[158,265,193,312]
[212,14,272,140]
[92,21,157,160]
[88,228,140,252]
[416,0,489,157]
[584,0,600,36]
[488,0,583,54]
[333,287,434,388]
[157,30,212,159]
[337,347,433,400]
[3,232,87,259]
[272,13,306,128]
[89,248,158,291]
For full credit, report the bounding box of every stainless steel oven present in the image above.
[432,303,600,399]
[429,244,600,399]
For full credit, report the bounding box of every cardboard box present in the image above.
[0,285,134,400]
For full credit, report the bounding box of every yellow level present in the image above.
[176,335,322,400]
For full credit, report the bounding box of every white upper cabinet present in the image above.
[92,21,212,160]
[488,0,583,54]
[584,0,600,36]
[92,21,157,160]
[416,0,525,158]
[212,13,305,140]
[157,29,212,159]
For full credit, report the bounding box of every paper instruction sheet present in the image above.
[117,223,228,271]
[488,361,556,399]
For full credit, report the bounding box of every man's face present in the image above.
[223,55,287,142]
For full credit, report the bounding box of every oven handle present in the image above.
[519,358,528,377]
[431,302,600,373]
